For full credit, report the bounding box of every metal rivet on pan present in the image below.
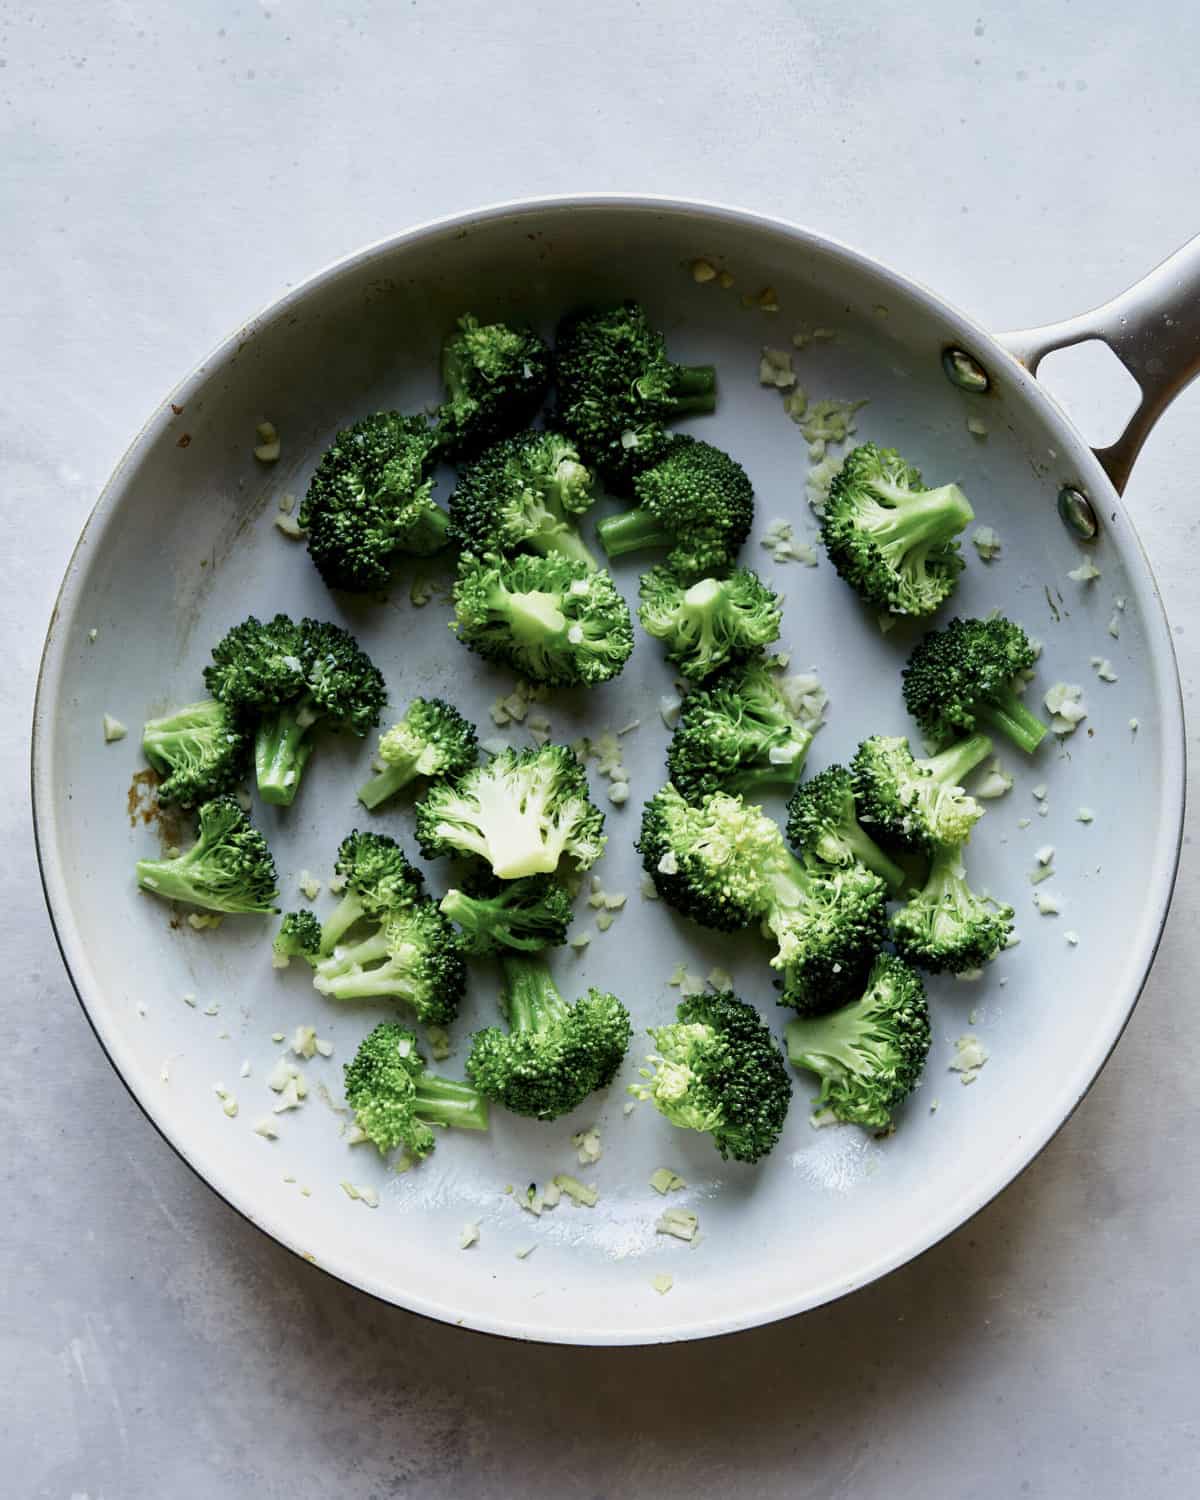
[942,347,991,393]
[1057,485,1099,541]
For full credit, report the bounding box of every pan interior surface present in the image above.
[34,201,1183,1344]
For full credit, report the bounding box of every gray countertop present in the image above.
[3,3,1197,1495]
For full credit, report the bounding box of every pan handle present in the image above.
[996,234,1200,494]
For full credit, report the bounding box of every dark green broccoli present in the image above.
[271,909,322,968]
[141,698,251,808]
[416,744,606,879]
[902,616,1048,754]
[298,412,448,593]
[555,302,716,488]
[312,897,466,1023]
[318,830,427,954]
[436,314,552,458]
[851,733,993,851]
[786,766,905,891]
[453,551,633,686]
[637,566,781,681]
[890,843,1014,973]
[440,872,574,954]
[820,443,974,617]
[465,955,631,1121]
[358,697,479,811]
[135,795,278,914]
[665,657,814,802]
[448,430,597,568]
[631,991,791,1163]
[786,953,931,1129]
[596,436,753,577]
[204,614,387,806]
[344,1021,489,1158]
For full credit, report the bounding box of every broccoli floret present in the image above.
[136,795,278,914]
[415,743,606,879]
[631,991,791,1163]
[358,697,479,811]
[597,437,753,577]
[786,953,931,1129]
[851,733,993,851]
[786,766,905,891]
[665,657,814,802]
[555,302,716,488]
[449,431,597,568]
[344,1021,489,1158]
[440,872,573,954]
[141,698,251,808]
[318,830,427,954]
[638,566,781,682]
[313,897,465,1024]
[298,412,449,593]
[453,551,633,686]
[466,955,631,1120]
[637,783,776,930]
[820,443,973,616]
[272,909,321,968]
[902,616,1048,754]
[204,614,387,805]
[890,842,1014,973]
[436,314,552,458]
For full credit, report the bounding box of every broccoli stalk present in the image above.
[254,698,320,805]
[312,900,465,1022]
[135,796,279,915]
[902,616,1048,754]
[357,698,479,811]
[786,766,905,891]
[345,1021,488,1158]
[890,842,1014,974]
[316,830,426,954]
[439,873,573,953]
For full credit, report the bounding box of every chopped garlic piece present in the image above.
[297,871,321,901]
[1076,807,1095,824]
[650,1168,687,1195]
[552,1174,598,1207]
[315,1038,333,1058]
[1044,682,1087,735]
[1065,930,1080,945]
[973,760,1013,799]
[972,525,1001,561]
[640,874,660,901]
[273,513,304,538]
[290,1025,317,1059]
[459,1222,480,1249]
[652,1273,674,1296]
[1033,890,1062,915]
[949,1035,989,1083]
[707,966,734,991]
[1093,659,1118,683]
[691,259,717,283]
[1067,558,1101,583]
[1130,718,1139,732]
[657,1207,699,1241]
[659,695,683,728]
[759,347,797,388]
[657,850,679,876]
[1107,613,1121,639]
[572,1127,602,1165]
[102,714,127,743]
[966,416,988,437]
[253,1118,279,1139]
[595,911,614,932]
[1035,845,1055,866]
[678,970,706,997]
[340,1182,379,1208]
[608,782,630,806]
[1029,863,1055,886]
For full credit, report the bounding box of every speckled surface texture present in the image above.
[3,3,1198,1494]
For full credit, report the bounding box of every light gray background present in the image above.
[3,3,1197,1495]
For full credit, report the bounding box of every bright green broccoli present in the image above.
[448,430,597,568]
[637,782,775,930]
[851,733,993,851]
[902,616,1048,754]
[204,614,387,806]
[786,953,931,1129]
[344,1021,489,1158]
[271,909,322,968]
[630,991,791,1163]
[820,443,974,617]
[298,412,449,593]
[596,436,753,577]
[555,302,716,488]
[435,314,552,458]
[141,698,251,808]
[357,697,479,811]
[466,955,631,1121]
[439,872,574,954]
[637,566,781,681]
[665,657,814,802]
[890,843,1014,973]
[786,766,905,891]
[318,830,427,954]
[452,551,634,686]
[312,897,466,1024]
[135,795,278,914]
[415,743,606,880]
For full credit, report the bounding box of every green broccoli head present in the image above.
[135,795,279,915]
[440,871,574,954]
[786,765,905,890]
[415,743,606,879]
[453,551,634,687]
[902,616,1048,754]
[597,436,753,577]
[344,1021,489,1159]
[890,842,1014,973]
[786,953,931,1129]
[665,657,813,802]
[637,566,781,681]
[204,614,387,806]
[313,897,466,1024]
[766,852,892,1016]
[555,302,717,488]
[141,698,251,808]
[298,411,448,592]
[851,733,993,851]
[631,991,792,1163]
[358,697,479,811]
[272,909,322,968]
[466,955,631,1120]
[820,443,973,616]
[449,430,597,568]
[436,314,553,458]
[319,829,427,953]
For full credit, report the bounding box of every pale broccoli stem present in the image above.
[254,698,319,806]
[972,689,1048,756]
[407,1075,490,1132]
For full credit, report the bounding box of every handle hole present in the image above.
[1036,339,1143,450]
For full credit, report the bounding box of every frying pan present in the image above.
[33,197,1187,1345]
